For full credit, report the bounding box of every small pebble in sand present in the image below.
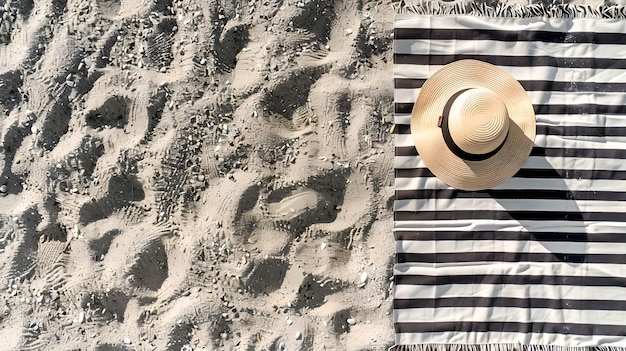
[295,331,302,340]
[347,318,356,325]
[345,28,353,35]
[122,337,131,344]
[360,271,368,284]
[0,184,7,195]
[181,346,193,351]
[320,242,327,250]
[286,319,293,325]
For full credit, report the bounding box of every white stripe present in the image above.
[396,39,626,59]
[396,331,624,347]
[394,219,626,233]
[394,262,626,277]
[394,113,412,125]
[395,155,626,173]
[396,176,626,192]
[398,240,626,255]
[395,113,626,127]
[394,283,626,301]
[396,198,626,214]
[395,15,626,34]
[535,115,626,126]
[396,198,626,213]
[395,89,626,106]
[395,306,626,324]
[395,64,626,83]
[395,132,626,149]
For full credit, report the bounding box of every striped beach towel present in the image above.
[393,5,626,350]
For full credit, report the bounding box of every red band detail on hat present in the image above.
[437,116,442,128]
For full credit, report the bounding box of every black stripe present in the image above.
[394,124,411,134]
[395,321,626,336]
[395,165,626,181]
[394,54,626,69]
[395,210,626,222]
[395,167,429,177]
[394,145,417,156]
[394,78,427,89]
[394,231,624,242]
[394,297,626,311]
[395,102,626,115]
[396,189,626,200]
[395,145,626,159]
[396,252,626,264]
[395,124,626,136]
[394,274,626,287]
[535,104,626,115]
[394,27,626,44]
[395,78,626,93]
[531,147,626,158]
[395,103,414,114]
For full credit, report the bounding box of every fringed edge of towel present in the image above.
[394,1,626,18]
[389,345,626,351]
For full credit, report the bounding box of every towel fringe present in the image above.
[394,1,626,18]
[390,345,626,351]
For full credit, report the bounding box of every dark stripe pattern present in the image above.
[395,102,626,114]
[394,28,626,44]
[394,15,626,345]
[396,252,626,264]
[396,145,626,159]
[394,231,626,242]
[395,322,626,336]
[396,167,626,181]
[395,54,626,69]
[395,210,625,222]
[395,124,626,137]
[396,189,626,200]
[395,297,626,311]
[395,274,626,286]
[395,78,626,92]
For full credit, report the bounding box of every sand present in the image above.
[0,0,395,349]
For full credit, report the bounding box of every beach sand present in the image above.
[0,0,395,349]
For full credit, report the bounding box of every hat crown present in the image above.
[448,88,509,156]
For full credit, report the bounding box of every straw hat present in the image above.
[411,59,536,191]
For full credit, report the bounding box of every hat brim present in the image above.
[410,60,536,191]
